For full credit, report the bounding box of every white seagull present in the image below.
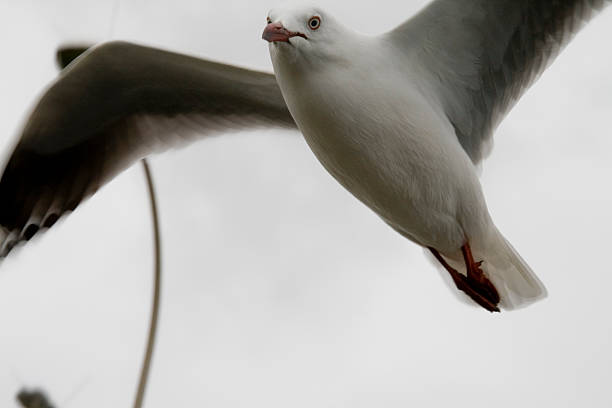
[1,0,609,312]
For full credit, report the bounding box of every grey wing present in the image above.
[387,0,609,163]
[0,41,296,256]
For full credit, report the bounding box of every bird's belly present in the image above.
[298,111,480,253]
[278,68,491,253]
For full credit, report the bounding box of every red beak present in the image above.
[262,22,307,43]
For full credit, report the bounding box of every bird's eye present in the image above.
[266,16,272,24]
[308,16,321,30]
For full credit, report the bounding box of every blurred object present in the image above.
[55,46,90,69]
[16,389,55,408]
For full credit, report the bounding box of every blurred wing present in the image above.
[0,41,296,256]
[387,0,609,163]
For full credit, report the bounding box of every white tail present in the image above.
[481,231,547,310]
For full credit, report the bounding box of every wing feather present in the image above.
[387,0,609,163]
[0,41,296,256]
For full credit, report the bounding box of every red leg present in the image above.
[461,242,500,305]
[428,247,500,313]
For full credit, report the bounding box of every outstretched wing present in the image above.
[387,0,609,163]
[0,41,296,256]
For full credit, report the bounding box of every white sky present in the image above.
[0,1,611,407]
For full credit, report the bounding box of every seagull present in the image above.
[1,1,609,312]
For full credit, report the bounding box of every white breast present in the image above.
[270,37,492,254]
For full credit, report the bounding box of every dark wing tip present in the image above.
[0,141,103,258]
[0,44,100,259]
[55,45,91,69]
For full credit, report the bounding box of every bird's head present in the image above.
[262,6,352,72]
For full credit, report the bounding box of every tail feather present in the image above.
[483,232,547,310]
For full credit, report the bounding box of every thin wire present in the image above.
[133,160,162,408]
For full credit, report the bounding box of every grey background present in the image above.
[0,0,611,407]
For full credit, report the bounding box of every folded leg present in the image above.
[461,242,500,306]
[428,246,500,312]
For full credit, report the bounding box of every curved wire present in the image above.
[133,159,162,408]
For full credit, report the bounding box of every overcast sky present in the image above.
[0,1,611,407]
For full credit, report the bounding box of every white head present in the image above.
[262,5,354,71]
